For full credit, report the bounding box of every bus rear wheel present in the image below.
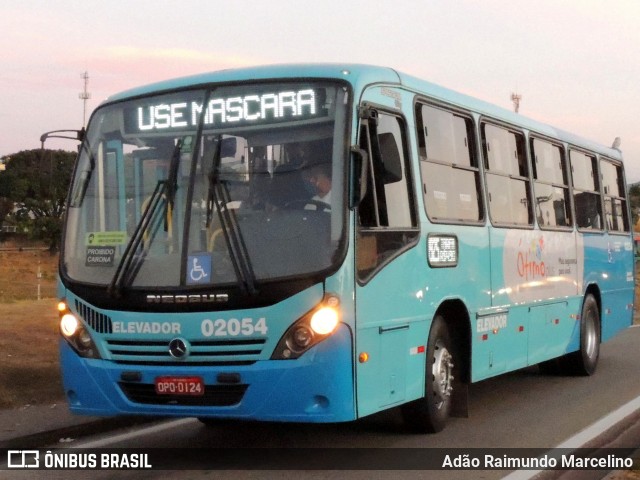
[402,315,454,433]
[564,294,600,375]
[540,294,601,376]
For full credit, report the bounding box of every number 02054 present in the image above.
[154,376,204,396]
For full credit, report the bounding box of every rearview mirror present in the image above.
[40,128,85,150]
[350,145,368,209]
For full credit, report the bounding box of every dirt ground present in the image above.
[0,299,61,408]
[0,247,58,302]
[0,247,61,407]
[0,249,639,409]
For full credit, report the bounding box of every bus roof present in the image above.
[105,63,622,161]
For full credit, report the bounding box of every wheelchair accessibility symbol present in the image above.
[187,254,212,285]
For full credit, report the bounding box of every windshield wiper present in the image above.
[108,138,183,297]
[206,137,258,296]
[164,138,182,231]
[108,179,167,297]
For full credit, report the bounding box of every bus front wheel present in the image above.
[402,315,454,433]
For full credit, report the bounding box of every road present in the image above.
[8,325,640,480]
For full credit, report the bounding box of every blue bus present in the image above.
[55,64,634,432]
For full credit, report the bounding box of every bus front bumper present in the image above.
[60,324,355,423]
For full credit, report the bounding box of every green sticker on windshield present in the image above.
[86,231,127,246]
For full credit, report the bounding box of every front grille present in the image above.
[75,300,113,334]
[105,338,266,366]
[118,382,248,406]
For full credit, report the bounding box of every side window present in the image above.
[357,110,418,281]
[482,123,532,226]
[600,159,629,232]
[416,103,483,223]
[530,138,572,228]
[570,150,602,230]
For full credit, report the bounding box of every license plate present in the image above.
[154,376,204,396]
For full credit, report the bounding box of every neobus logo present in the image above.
[146,293,229,304]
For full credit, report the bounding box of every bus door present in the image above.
[353,99,422,417]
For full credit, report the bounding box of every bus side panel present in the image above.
[355,242,430,418]
[582,233,635,341]
[604,234,636,338]
[355,223,493,416]
[420,224,494,382]
[474,228,584,381]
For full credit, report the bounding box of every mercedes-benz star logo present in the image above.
[168,338,189,358]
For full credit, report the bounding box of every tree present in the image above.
[629,182,640,230]
[0,149,76,252]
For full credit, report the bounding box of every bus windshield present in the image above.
[62,81,349,291]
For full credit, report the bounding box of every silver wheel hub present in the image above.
[432,340,454,409]
[584,314,597,359]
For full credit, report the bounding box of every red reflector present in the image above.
[554,319,559,325]
[518,326,524,332]
[481,334,488,341]
[417,345,425,354]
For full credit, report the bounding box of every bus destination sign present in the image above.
[125,88,324,133]
[428,234,458,268]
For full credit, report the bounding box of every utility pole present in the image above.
[511,92,522,114]
[79,71,91,127]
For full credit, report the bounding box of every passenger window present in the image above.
[600,159,629,232]
[530,138,572,228]
[482,123,532,226]
[570,150,602,230]
[357,110,418,281]
[417,103,483,223]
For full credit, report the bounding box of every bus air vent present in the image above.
[74,299,113,334]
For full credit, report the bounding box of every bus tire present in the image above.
[402,315,454,433]
[566,294,601,376]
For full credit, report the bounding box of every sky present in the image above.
[2,0,640,180]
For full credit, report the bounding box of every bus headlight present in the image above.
[310,306,339,335]
[271,295,341,360]
[58,300,101,359]
[60,313,79,337]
